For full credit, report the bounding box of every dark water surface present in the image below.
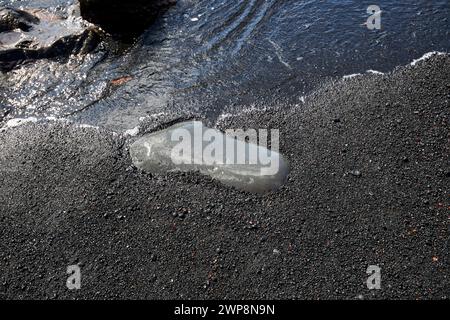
[1,0,449,131]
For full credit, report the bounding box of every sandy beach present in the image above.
[0,53,448,299]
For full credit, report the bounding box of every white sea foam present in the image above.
[341,51,447,81]
[121,112,172,136]
[410,51,446,66]
[2,116,105,133]
[343,73,362,80]
[366,70,384,75]
[5,117,39,128]
[124,127,140,137]
[77,123,100,129]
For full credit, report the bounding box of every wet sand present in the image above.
[0,54,448,299]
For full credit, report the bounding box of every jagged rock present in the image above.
[0,7,40,32]
[0,6,101,72]
[79,0,176,38]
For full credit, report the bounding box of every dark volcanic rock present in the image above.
[0,7,39,32]
[79,0,176,38]
[0,7,101,72]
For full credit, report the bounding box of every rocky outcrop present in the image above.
[0,0,176,72]
[0,7,101,72]
[79,0,176,38]
[0,7,39,32]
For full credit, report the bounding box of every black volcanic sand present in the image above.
[0,55,449,299]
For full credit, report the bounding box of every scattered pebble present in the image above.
[350,170,361,177]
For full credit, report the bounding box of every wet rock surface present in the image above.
[79,0,176,38]
[0,6,101,72]
[0,7,40,32]
[0,55,448,299]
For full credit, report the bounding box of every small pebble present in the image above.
[333,118,341,123]
[350,170,361,177]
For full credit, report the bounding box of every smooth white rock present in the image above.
[130,121,289,193]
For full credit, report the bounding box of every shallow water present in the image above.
[1,0,449,131]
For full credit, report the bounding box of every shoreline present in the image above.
[1,51,448,132]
